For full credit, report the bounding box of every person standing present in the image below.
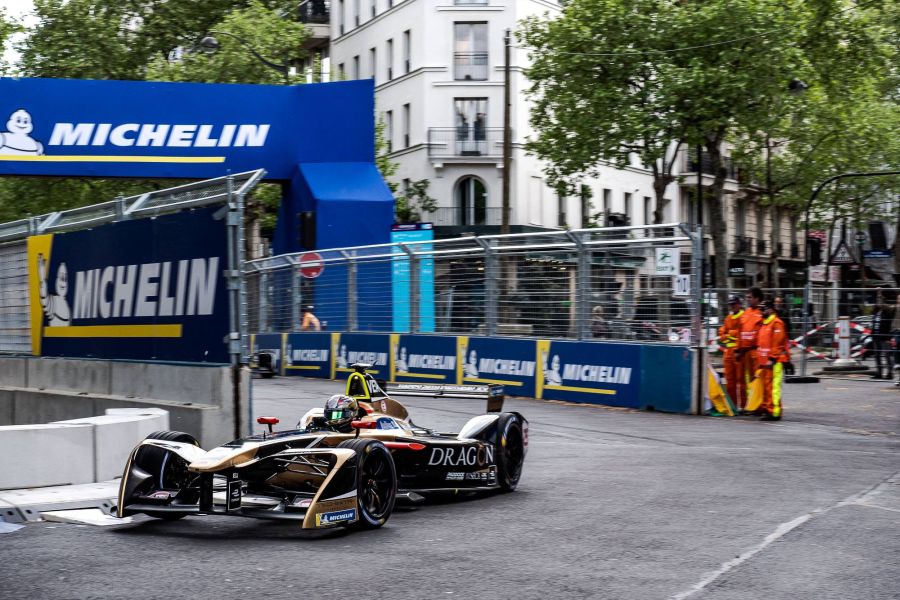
[718,295,745,407]
[774,296,795,375]
[756,299,789,421]
[301,305,321,331]
[735,287,764,411]
[870,292,895,379]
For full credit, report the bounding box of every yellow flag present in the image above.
[746,370,764,412]
[707,365,736,416]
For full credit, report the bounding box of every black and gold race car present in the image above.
[115,365,527,531]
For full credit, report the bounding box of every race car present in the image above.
[114,364,527,531]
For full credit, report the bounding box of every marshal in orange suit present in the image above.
[717,295,745,407]
[756,299,790,421]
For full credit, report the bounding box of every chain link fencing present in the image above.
[244,223,703,345]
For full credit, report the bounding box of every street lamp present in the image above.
[200,31,291,84]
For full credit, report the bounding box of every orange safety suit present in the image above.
[736,306,763,408]
[756,314,789,418]
[718,309,744,406]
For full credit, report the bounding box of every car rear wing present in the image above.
[385,382,505,413]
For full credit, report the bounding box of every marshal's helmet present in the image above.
[324,394,359,431]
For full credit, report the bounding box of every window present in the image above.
[370,47,376,81]
[756,204,765,239]
[385,110,393,153]
[624,192,632,224]
[735,200,746,236]
[454,23,488,80]
[454,98,487,155]
[643,196,652,226]
[354,0,360,26]
[403,30,411,74]
[456,176,487,225]
[580,185,592,227]
[602,189,611,220]
[402,178,411,193]
[386,39,394,80]
[353,55,360,79]
[371,0,376,17]
[402,103,410,148]
[338,63,345,79]
[339,0,344,35]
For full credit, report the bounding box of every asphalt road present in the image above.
[1,377,897,600]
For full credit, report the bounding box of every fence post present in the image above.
[566,231,590,340]
[475,237,498,336]
[258,271,269,332]
[290,262,301,331]
[801,281,811,376]
[342,251,358,332]
[691,225,704,415]
[400,244,420,334]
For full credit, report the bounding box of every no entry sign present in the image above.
[298,252,324,279]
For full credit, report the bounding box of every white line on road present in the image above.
[669,471,900,600]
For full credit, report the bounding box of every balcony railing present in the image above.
[428,127,503,158]
[734,235,753,255]
[431,206,503,227]
[686,149,737,180]
[455,0,489,4]
[298,0,330,24]
[756,239,767,255]
[454,51,488,80]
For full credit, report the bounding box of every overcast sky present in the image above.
[2,0,36,66]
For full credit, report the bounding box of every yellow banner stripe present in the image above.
[44,324,182,338]
[463,376,523,387]
[395,372,447,380]
[286,365,325,370]
[543,384,616,395]
[0,155,225,163]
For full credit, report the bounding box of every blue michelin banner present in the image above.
[252,333,284,374]
[390,223,435,333]
[0,77,376,180]
[389,334,457,383]
[28,207,229,362]
[458,336,537,398]
[332,333,391,379]
[536,340,641,408]
[284,332,331,378]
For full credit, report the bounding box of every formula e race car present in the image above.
[115,364,527,531]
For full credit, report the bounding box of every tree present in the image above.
[394,180,438,223]
[520,0,893,295]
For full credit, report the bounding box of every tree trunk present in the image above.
[705,139,729,311]
[893,209,900,286]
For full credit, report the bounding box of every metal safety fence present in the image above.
[244,223,703,345]
[0,170,265,357]
[703,286,900,378]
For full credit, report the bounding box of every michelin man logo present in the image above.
[542,350,562,386]
[38,254,70,326]
[464,349,479,378]
[0,109,44,155]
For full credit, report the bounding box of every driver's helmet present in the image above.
[324,394,359,431]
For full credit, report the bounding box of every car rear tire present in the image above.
[337,438,397,529]
[496,413,526,492]
[136,431,200,520]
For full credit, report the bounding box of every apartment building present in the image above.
[316,0,806,289]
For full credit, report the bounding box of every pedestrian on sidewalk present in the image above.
[718,295,745,407]
[870,291,894,379]
[301,305,321,331]
[736,287,764,412]
[757,299,790,421]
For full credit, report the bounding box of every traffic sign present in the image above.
[829,241,855,265]
[298,252,324,279]
[673,274,691,297]
[655,247,680,275]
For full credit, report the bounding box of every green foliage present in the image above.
[375,117,398,193]
[394,180,437,223]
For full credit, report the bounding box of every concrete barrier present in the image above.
[0,408,169,490]
[0,356,245,446]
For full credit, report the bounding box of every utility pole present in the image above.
[502,29,512,235]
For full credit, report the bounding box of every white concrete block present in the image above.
[0,423,94,489]
[41,508,132,526]
[55,411,169,481]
